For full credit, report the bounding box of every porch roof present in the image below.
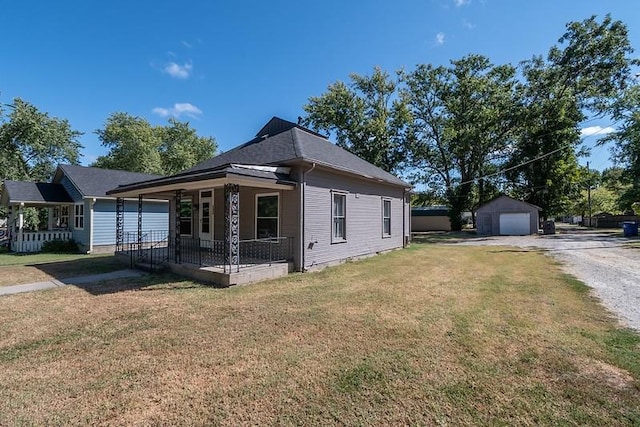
[106,165,297,198]
[1,181,74,206]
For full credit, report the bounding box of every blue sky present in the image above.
[2,0,639,172]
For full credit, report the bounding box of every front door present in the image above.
[199,190,213,242]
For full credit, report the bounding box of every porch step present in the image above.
[135,261,169,273]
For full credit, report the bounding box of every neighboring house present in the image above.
[411,206,451,232]
[107,117,412,286]
[476,195,541,235]
[1,165,168,253]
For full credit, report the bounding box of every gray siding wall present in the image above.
[93,199,169,245]
[303,168,406,270]
[476,196,539,235]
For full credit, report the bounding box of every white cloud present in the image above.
[152,103,202,119]
[454,0,470,6]
[182,40,193,48]
[163,62,192,79]
[462,19,476,29]
[435,32,446,46]
[580,126,615,137]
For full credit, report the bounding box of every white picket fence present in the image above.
[12,231,73,253]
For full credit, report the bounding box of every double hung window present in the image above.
[74,204,84,229]
[332,192,346,242]
[382,199,391,237]
[256,194,279,238]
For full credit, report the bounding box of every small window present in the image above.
[256,194,279,238]
[54,206,69,229]
[180,199,192,236]
[74,203,84,229]
[382,199,391,237]
[332,192,346,243]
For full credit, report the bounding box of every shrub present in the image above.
[41,239,79,254]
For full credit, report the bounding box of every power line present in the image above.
[458,117,624,186]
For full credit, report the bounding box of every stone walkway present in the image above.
[0,269,146,296]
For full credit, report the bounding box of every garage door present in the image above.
[499,213,530,235]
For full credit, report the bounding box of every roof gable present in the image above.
[55,165,164,197]
[477,195,541,213]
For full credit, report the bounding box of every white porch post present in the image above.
[47,207,54,231]
[18,203,24,253]
[89,198,95,253]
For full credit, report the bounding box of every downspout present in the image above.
[300,162,316,272]
[402,190,407,248]
[88,198,95,253]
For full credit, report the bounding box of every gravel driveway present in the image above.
[454,227,640,330]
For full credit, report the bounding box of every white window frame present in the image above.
[382,198,391,237]
[331,191,347,243]
[199,190,213,238]
[255,193,279,238]
[179,198,193,237]
[74,203,84,230]
[54,205,70,229]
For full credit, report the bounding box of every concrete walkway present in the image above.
[0,269,146,296]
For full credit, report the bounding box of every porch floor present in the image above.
[116,248,293,287]
[168,261,292,287]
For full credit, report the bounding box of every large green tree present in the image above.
[0,97,82,229]
[93,113,216,175]
[159,118,218,175]
[601,83,640,211]
[0,98,82,182]
[403,55,519,230]
[504,58,585,219]
[302,67,411,173]
[506,15,638,219]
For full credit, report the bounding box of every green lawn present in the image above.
[0,253,125,287]
[0,243,638,425]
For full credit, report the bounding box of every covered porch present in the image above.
[108,165,300,286]
[1,181,75,253]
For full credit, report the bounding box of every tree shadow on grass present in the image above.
[71,272,214,296]
[487,248,548,254]
[27,256,124,280]
[411,231,487,245]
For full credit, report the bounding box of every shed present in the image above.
[476,195,540,235]
[411,206,451,232]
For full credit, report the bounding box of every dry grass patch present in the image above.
[0,253,124,287]
[0,245,639,425]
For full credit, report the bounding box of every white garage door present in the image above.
[499,213,530,235]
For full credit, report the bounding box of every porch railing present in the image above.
[11,230,72,253]
[119,232,293,273]
[124,230,170,270]
[176,236,294,272]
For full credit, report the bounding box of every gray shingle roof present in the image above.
[57,165,163,197]
[107,165,297,195]
[2,181,73,204]
[182,117,409,187]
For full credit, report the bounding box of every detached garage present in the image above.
[411,206,451,232]
[476,195,541,235]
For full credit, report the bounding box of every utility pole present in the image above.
[587,161,592,227]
